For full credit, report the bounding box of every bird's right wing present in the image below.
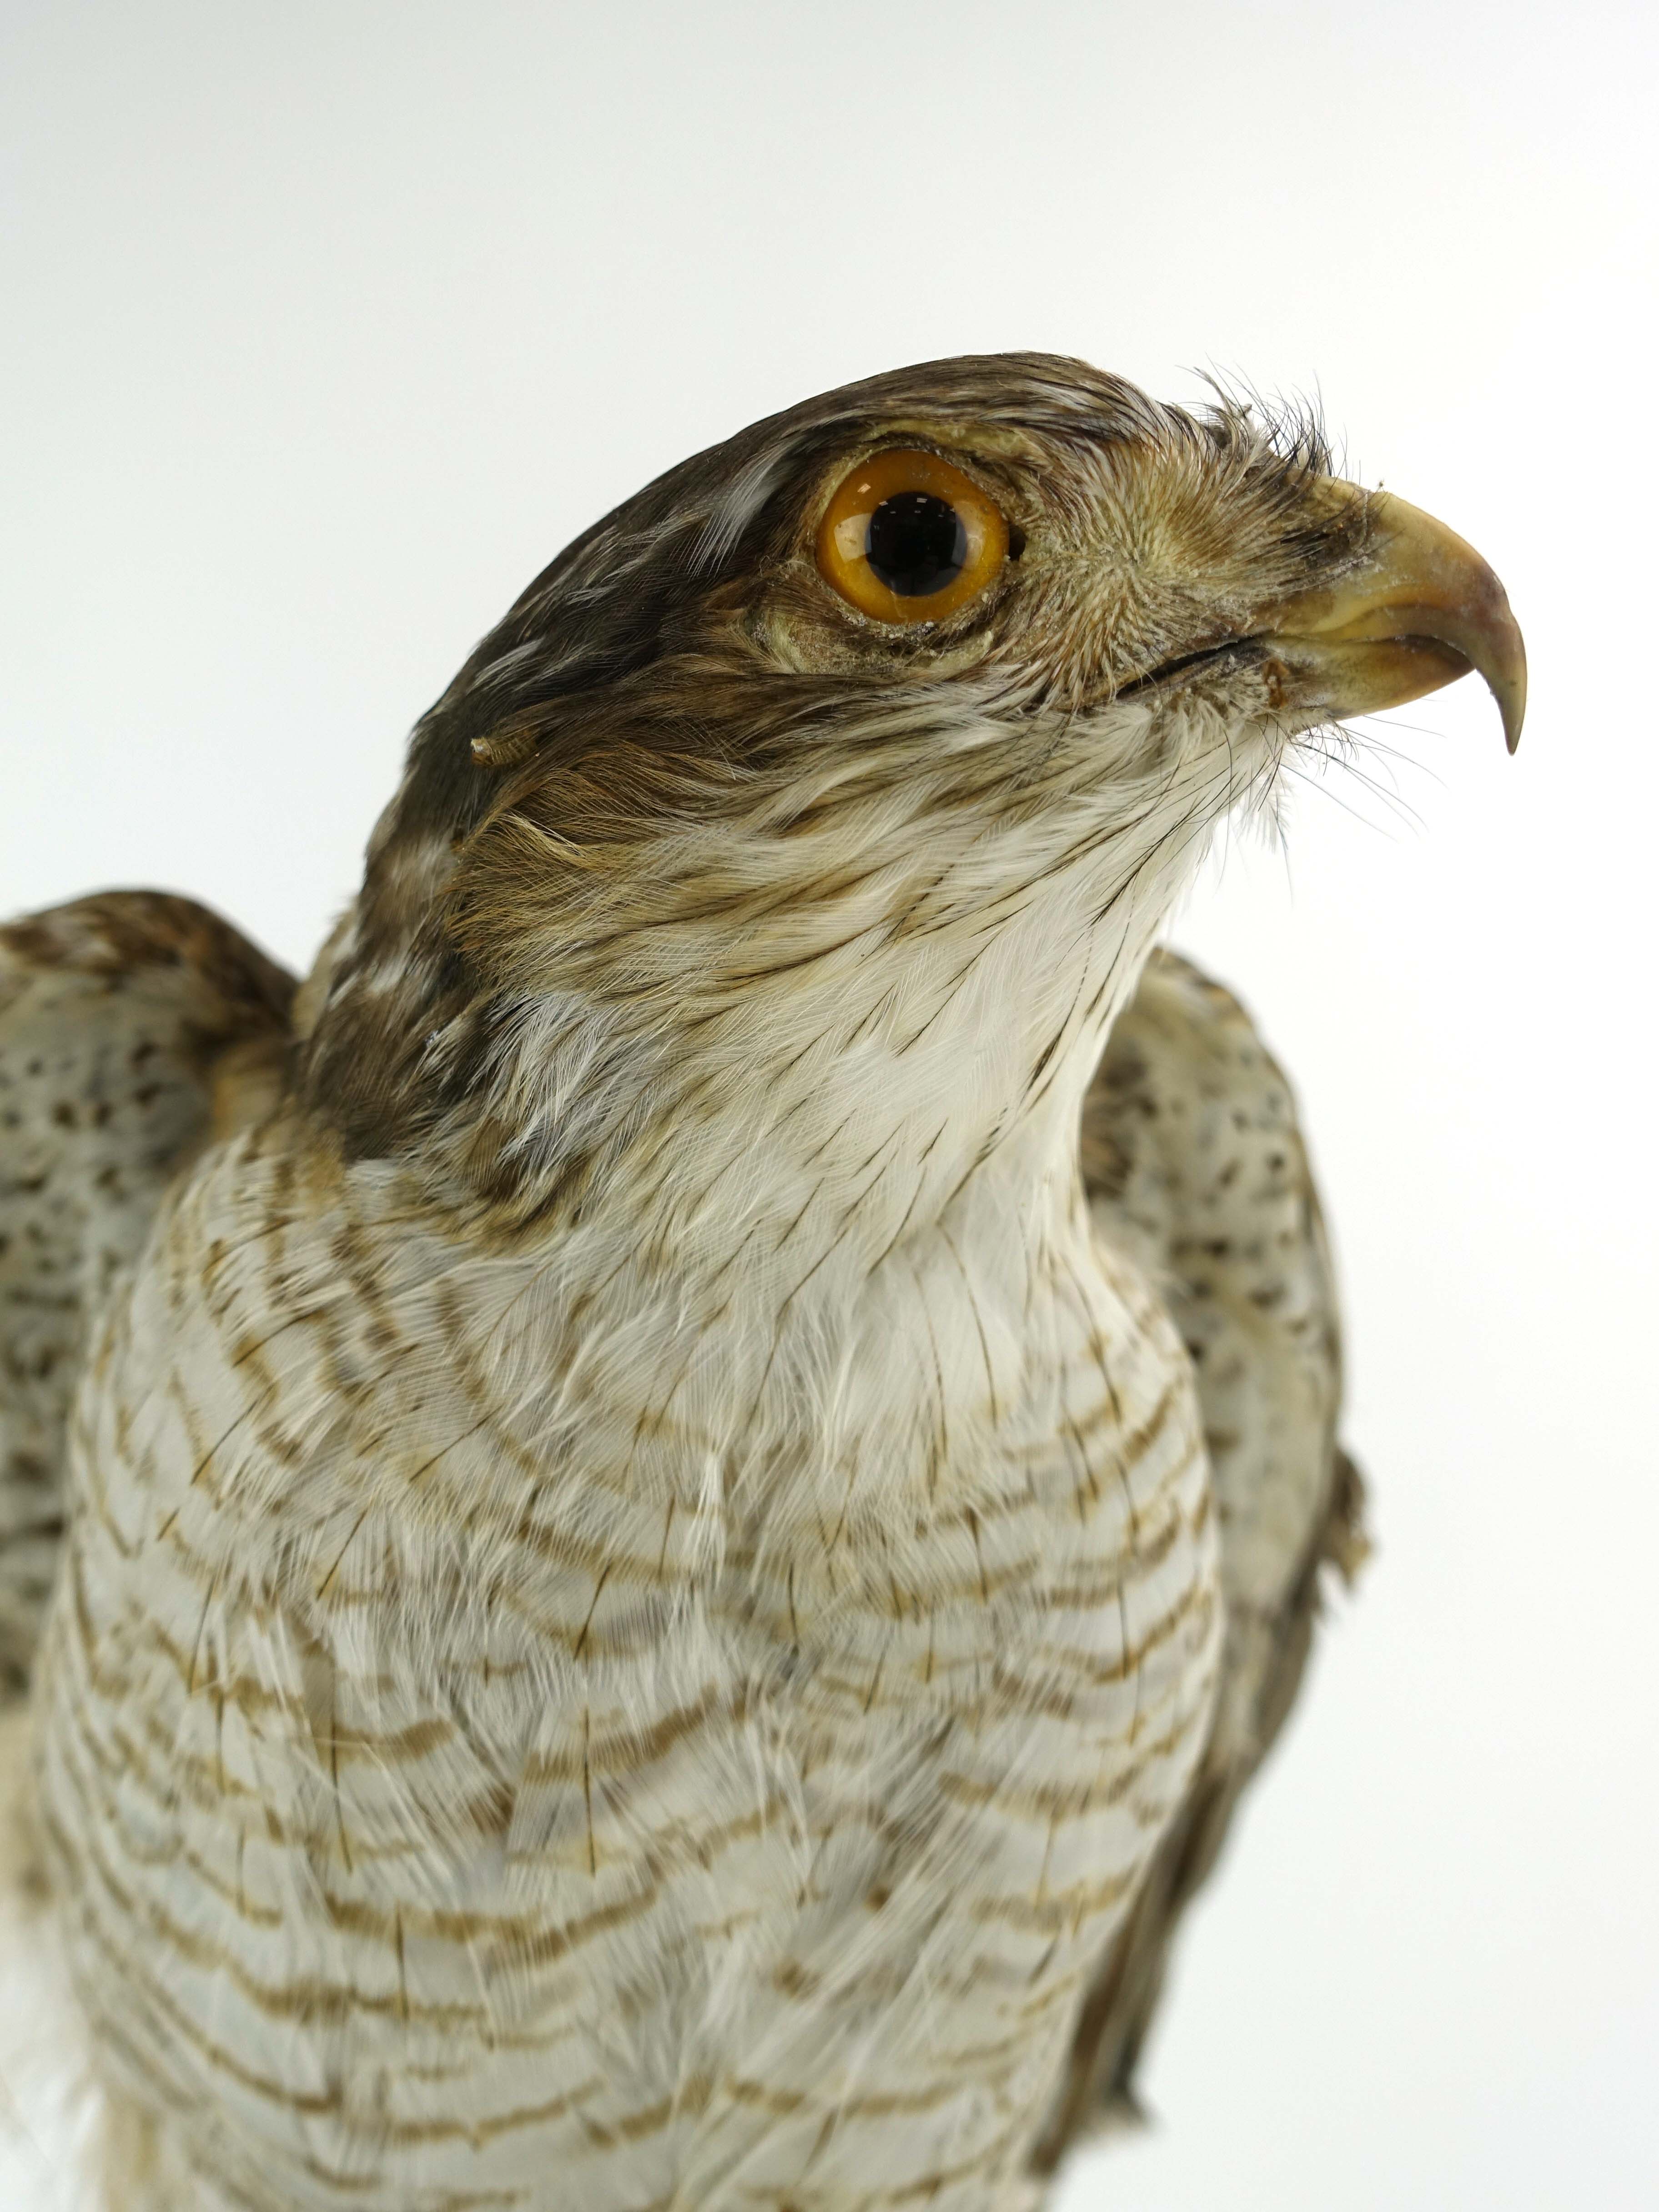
[0,892,294,1687]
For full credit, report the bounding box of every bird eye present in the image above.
[815,448,1009,625]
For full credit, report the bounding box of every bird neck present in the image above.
[301,695,1229,1493]
[463,865,1166,1267]
[428,910,1171,1502]
[344,1007,1133,1558]
[301,820,1210,1554]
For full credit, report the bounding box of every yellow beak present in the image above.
[1267,485,1527,752]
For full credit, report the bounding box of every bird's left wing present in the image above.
[1036,947,1369,2166]
[0,892,294,1687]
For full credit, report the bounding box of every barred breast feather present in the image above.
[0,918,1361,2211]
[35,1079,1220,2210]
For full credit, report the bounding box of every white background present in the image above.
[2,3,1654,2206]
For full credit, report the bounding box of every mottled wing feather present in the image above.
[1036,948,1368,2166]
[0,892,294,1685]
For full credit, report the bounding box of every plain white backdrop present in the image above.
[2,3,1654,2206]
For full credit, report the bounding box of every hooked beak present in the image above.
[1267,484,1527,752]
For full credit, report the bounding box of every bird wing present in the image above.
[1035,947,1369,2167]
[0,892,293,1686]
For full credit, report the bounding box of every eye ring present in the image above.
[815,448,1009,625]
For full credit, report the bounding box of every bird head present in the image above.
[302,354,1522,1227]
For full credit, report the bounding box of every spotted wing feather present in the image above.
[1037,947,1368,2164]
[0,892,294,1685]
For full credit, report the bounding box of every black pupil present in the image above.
[865,492,968,598]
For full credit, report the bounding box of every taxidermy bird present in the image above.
[0,353,1523,2211]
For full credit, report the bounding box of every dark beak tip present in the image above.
[1495,629,1527,754]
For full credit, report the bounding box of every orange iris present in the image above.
[815,448,1009,625]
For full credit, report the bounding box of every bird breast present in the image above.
[34,1112,1221,2210]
